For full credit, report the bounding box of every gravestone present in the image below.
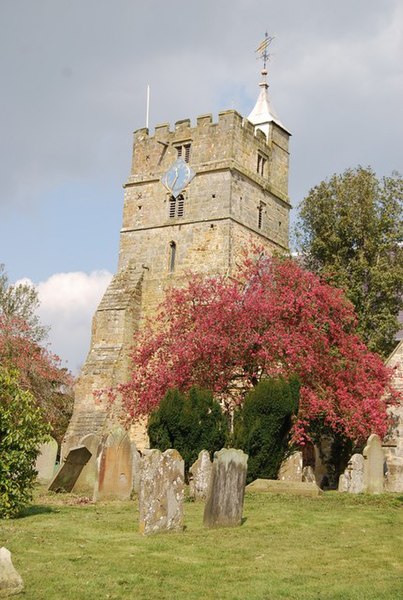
[384,456,403,492]
[203,448,248,528]
[95,428,133,501]
[363,434,385,494]
[131,444,142,495]
[139,449,184,535]
[302,466,316,484]
[48,446,91,493]
[246,478,322,497]
[0,547,24,597]
[189,450,212,500]
[338,453,365,494]
[72,433,101,495]
[278,451,303,481]
[35,437,58,484]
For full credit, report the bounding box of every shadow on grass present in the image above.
[18,504,57,518]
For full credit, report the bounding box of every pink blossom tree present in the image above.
[114,254,399,447]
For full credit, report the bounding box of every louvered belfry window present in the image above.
[176,143,191,163]
[169,194,185,219]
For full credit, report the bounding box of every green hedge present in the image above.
[148,387,228,475]
[233,377,300,483]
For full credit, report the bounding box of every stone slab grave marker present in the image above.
[72,433,101,495]
[338,454,365,494]
[278,451,303,482]
[0,547,24,597]
[246,478,322,497]
[94,428,133,501]
[48,446,91,493]
[203,448,248,528]
[139,449,184,535]
[35,437,58,484]
[363,433,385,494]
[131,445,141,495]
[189,450,212,500]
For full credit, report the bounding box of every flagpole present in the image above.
[146,84,150,129]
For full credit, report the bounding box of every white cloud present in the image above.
[19,271,112,375]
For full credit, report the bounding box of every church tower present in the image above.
[63,43,291,455]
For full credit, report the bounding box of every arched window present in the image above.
[169,194,185,219]
[169,241,176,272]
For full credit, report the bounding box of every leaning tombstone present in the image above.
[72,434,101,495]
[95,428,133,501]
[139,449,184,535]
[278,451,303,482]
[48,446,91,493]
[363,434,385,494]
[189,450,212,500]
[35,437,58,484]
[0,547,24,597]
[203,448,248,528]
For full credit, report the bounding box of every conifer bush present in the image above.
[147,387,228,475]
[234,377,300,483]
[0,367,50,518]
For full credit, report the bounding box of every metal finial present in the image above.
[255,31,275,72]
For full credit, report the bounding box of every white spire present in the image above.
[248,34,289,138]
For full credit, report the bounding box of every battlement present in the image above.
[130,108,289,195]
[134,109,285,144]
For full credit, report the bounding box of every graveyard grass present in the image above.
[2,489,402,600]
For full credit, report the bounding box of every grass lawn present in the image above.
[1,488,402,600]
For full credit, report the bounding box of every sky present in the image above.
[0,0,402,374]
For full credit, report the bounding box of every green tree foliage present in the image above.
[0,263,48,343]
[0,367,51,518]
[234,377,300,483]
[0,264,74,445]
[296,167,403,357]
[148,387,229,475]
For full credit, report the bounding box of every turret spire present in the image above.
[248,32,288,137]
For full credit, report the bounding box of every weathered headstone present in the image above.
[35,437,58,484]
[384,456,403,492]
[189,450,212,500]
[72,433,101,495]
[278,451,303,482]
[0,548,24,597]
[338,453,365,494]
[95,428,133,501]
[139,449,184,535]
[302,465,316,484]
[48,446,91,493]
[363,434,385,494]
[246,478,322,497]
[131,444,142,495]
[203,448,248,528]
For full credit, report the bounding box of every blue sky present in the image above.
[1,0,402,372]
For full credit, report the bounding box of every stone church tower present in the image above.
[63,63,291,455]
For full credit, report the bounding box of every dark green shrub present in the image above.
[0,367,50,518]
[148,387,228,475]
[233,376,300,483]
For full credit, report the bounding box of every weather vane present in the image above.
[255,31,275,71]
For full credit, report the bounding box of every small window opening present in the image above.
[258,202,265,229]
[257,154,267,176]
[169,196,176,218]
[169,194,185,218]
[177,195,184,217]
[176,144,191,163]
[169,241,176,272]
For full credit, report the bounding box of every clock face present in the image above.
[161,157,195,198]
